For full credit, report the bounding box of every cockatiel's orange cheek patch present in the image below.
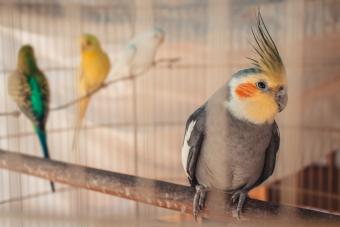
[236,83,257,98]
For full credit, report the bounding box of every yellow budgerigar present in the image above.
[73,34,111,150]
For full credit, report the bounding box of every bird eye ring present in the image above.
[256,81,267,90]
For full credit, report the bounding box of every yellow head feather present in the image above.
[80,34,101,52]
[248,11,286,84]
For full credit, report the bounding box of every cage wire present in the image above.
[0,0,340,225]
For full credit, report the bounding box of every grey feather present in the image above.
[182,77,276,192]
[184,105,206,186]
[251,121,280,189]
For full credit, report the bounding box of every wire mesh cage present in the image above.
[0,0,340,226]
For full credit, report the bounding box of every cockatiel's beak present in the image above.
[275,88,287,112]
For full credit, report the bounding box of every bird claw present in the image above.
[193,184,207,221]
[231,190,248,220]
[231,191,240,204]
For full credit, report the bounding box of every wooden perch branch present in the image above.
[0,149,340,225]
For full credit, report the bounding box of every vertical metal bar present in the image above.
[206,0,230,94]
[327,152,336,211]
[281,0,305,207]
[318,161,324,209]
[133,0,154,218]
[337,150,340,211]
[131,77,138,177]
[6,1,23,226]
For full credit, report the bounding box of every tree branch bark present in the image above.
[0,149,339,225]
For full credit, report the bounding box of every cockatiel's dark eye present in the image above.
[256,81,267,90]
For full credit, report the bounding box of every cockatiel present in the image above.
[111,27,165,78]
[8,45,55,192]
[181,12,288,219]
[73,34,111,150]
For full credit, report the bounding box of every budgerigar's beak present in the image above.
[154,33,165,44]
[160,35,165,44]
[275,88,287,112]
[81,42,87,51]
[80,37,88,51]
[79,36,84,48]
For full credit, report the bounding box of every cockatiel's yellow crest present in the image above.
[227,11,287,125]
[73,34,111,150]
[249,12,286,83]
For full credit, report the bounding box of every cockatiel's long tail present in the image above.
[35,125,55,192]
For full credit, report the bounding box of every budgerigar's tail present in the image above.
[72,96,90,152]
[35,125,55,193]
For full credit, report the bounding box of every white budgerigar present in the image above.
[111,27,165,78]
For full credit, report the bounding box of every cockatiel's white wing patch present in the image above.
[181,120,196,174]
[181,106,206,186]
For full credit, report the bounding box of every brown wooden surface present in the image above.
[0,149,340,226]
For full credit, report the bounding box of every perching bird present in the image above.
[8,45,55,192]
[73,34,111,150]
[181,12,288,219]
[111,27,165,78]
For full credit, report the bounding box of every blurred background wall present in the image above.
[0,0,340,225]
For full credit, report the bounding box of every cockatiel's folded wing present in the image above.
[252,121,280,188]
[182,105,206,186]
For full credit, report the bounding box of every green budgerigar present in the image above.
[8,45,55,192]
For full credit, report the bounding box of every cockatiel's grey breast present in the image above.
[195,84,272,191]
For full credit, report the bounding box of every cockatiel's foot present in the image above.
[231,189,248,219]
[193,184,207,220]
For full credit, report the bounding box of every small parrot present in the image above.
[111,27,165,77]
[181,12,288,219]
[73,34,111,150]
[8,45,55,192]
